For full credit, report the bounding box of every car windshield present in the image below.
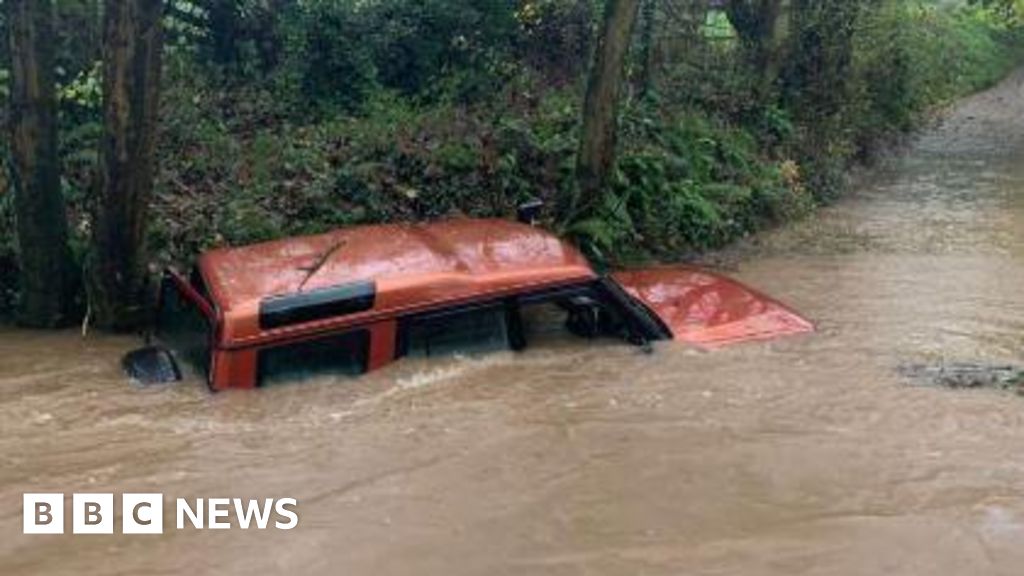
[157,273,212,378]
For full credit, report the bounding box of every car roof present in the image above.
[197,218,596,347]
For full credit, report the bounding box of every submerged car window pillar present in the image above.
[594,278,672,344]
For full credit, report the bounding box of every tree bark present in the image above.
[637,0,658,97]
[725,0,784,94]
[576,0,642,211]
[7,0,77,327]
[89,0,164,331]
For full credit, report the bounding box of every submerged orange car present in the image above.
[124,217,813,390]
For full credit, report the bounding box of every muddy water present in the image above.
[4,73,1024,576]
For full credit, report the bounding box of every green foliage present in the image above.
[568,0,1024,258]
[852,2,1024,144]
[132,0,1024,272]
[275,1,379,113]
[196,0,527,113]
[148,66,584,266]
[363,0,519,98]
[970,0,1024,23]
[54,0,101,89]
[771,0,1024,199]
[515,0,596,82]
[569,106,811,262]
[5,0,1022,321]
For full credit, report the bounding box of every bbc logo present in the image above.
[24,493,299,534]
[24,493,163,535]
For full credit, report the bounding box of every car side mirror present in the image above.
[516,198,544,225]
[122,346,182,385]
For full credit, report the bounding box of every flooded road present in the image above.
[4,70,1024,575]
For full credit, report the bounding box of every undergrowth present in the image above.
[1,2,1023,318]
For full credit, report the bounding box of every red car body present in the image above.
[145,218,812,390]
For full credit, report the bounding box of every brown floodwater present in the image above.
[4,70,1024,576]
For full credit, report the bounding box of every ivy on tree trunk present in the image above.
[7,0,77,327]
[637,0,658,97]
[89,0,164,331]
[576,0,642,214]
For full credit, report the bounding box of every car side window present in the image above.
[401,305,511,358]
[517,285,631,341]
[395,282,644,363]
[258,330,369,386]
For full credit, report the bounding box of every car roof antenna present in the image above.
[296,239,346,292]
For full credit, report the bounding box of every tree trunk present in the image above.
[637,0,658,97]
[725,0,783,94]
[576,0,642,211]
[7,0,77,327]
[89,0,164,331]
